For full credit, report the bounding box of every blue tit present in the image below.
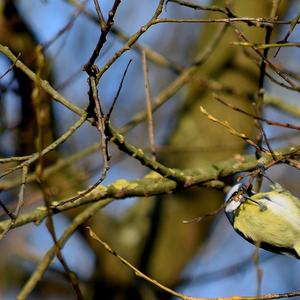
[225,183,300,258]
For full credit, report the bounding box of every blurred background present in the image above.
[1,0,300,299]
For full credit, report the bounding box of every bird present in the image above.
[225,182,300,258]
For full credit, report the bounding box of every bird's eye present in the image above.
[225,183,244,202]
[230,192,244,203]
[225,193,243,212]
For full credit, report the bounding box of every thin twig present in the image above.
[199,106,264,152]
[0,198,15,220]
[15,165,29,217]
[0,143,101,191]
[232,41,300,49]
[42,1,88,50]
[153,17,296,26]
[274,12,300,57]
[193,23,228,65]
[0,44,85,116]
[182,203,225,224]
[214,95,300,132]
[0,53,20,80]
[106,59,133,119]
[95,0,165,81]
[87,226,190,299]
[253,246,263,296]
[16,199,110,300]
[142,50,156,160]
[254,0,279,168]
[86,73,110,194]
[0,165,28,240]
[84,0,121,73]
[166,0,236,15]
[0,114,87,180]
[0,155,32,163]
[92,0,106,29]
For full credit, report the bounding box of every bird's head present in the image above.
[225,183,254,222]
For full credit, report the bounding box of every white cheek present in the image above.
[225,200,241,212]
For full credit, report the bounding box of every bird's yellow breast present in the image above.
[234,199,300,249]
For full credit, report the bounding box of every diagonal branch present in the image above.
[0,145,299,234]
